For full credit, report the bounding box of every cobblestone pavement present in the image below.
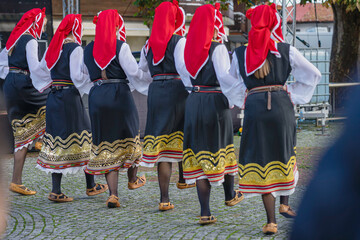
[2,123,342,240]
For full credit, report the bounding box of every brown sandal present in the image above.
[159,202,174,211]
[86,183,108,196]
[199,215,217,225]
[48,192,73,203]
[225,190,244,206]
[176,182,196,189]
[9,183,37,195]
[279,204,297,218]
[35,141,43,150]
[128,175,146,190]
[106,195,120,208]
[262,223,278,235]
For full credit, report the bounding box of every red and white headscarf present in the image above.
[184,3,227,79]
[245,4,284,76]
[93,9,126,70]
[44,14,82,70]
[6,8,46,51]
[145,0,186,65]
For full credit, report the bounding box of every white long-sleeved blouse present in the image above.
[230,45,322,107]
[91,42,153,96]
[33,44,94,96]
[0,39,52,92]
[140,39,248,108]
[138,37,192,92]
[0,49,9,79]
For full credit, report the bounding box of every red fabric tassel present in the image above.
[147,0,186,65]
[6,8,46,51]
[93,10,125,70]
[245,4,285,76]
[45,14,82,70]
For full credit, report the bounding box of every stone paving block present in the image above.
[1,125,341,239]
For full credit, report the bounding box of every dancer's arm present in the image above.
[118,43,152,95]
[26,39,52,92]
[174,37,193,88]
[0,49,9,80]
[213,44,247,108]
[69,46,93,96]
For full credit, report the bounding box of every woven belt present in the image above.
[247,85,287,111]
[9,68,29,76]
[186,85,222,93]
[51,85,75,92]
[153,74,180,81]
[94,79,129,86]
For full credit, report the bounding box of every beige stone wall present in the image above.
[126,36,147,52]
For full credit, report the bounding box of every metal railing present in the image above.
[288,48,331,104]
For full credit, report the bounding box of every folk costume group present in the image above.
[0,1,321,234]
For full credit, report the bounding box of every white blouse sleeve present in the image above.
[70,46,93,96]
[229,52,247,108]
[118,43,152,96]
[26,39,52,92]
[212,44,247,108]
[0,49,9,79]
[138,46,150,73]
[174,38,192,88]
[287,46,322,105]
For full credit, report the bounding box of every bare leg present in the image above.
[157,162,172,203]
[105,171,119,197]
[262,193,276,224]
[12,147,28,184]
[196,179,211,216]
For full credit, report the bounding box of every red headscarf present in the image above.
[93,9,126,70]
[245,4,284,76]
[146,0,186,65]
[45,14,82,70]
[184,4,227,79]
[6,8,46,51]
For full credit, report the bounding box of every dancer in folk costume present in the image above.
[34,14,108,202]
[139,0,195,211]
[0,8,50,195]
[183,4,245,224]
[230,4,321,234]
[84,10,151,208]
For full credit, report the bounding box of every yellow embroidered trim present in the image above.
[143,131,183,156]
[41,130,92,149]
[12,106,46,145]
[183,144,237,175]
[87,135,142,170]
[238,156,297,186]
[38,130,91,164]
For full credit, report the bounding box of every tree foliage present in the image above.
[299,0,360,12]
[133,0,162,26]
[133,0,230,27]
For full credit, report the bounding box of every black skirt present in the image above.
[182,92,237,185]
[238,90,298,194]
[142,79,188,166]
[37,87,92,173]
[85,83,141,175]
[3,72,49,151]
